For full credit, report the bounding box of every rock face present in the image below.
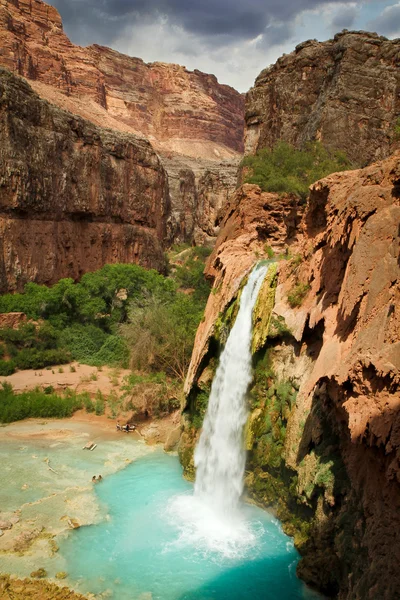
[0,67,169,292]
[162,155,240,245]
[182,155,400,599]
[0,0,245,244]
[0,0,244,159]
[245,31,400,166]
[184,184,303,392]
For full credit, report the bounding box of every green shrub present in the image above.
[264,245,274,259]
[394,117,400,140]
[0,258,210,373]
[14,348,71,370]
[0,383,84,423]
[287,283,311,308]
[242,141,351,199]
[91,335,129,368]
[0,360,16,376]
[94,390,105,415]
[121,292,204,381]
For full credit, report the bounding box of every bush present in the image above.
[0,258,210,372]
[287,283,311,308]
[14,348,71,370]
[0,360,16,376]
[121,292,203,381]
[0,383,84,423]
[242,141,351,199]
[91,335,129,368]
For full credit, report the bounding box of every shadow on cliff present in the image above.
[295,372,400,599]
[175,555,319,600]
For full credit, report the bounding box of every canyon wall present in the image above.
[181,156,400,599]
[0,0,245,245]
[0,67,169,292]
[246,31,400,166]
[0,0,244,159]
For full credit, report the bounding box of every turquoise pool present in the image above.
[59,450,321,600]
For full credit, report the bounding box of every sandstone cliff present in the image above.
[245,31,400,166]
[162,155,240,245]
[0,67,169,292]
[182,155,400,599]
[0,0,244,243]
[0,0,244,159]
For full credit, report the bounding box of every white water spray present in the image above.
[166,264,268,558]
[194,264,268,514]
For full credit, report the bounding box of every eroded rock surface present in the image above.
[0,0,245,245]
[246,31,400,166]
[184,184,303,392]
[0,0,244,160]
[0,68,169,292]
[162,155,240,245]
[183,155,400,599]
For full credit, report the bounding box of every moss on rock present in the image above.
[252,263,278,354]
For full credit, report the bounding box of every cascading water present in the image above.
[194,264,268,514]
[167,264,269,558]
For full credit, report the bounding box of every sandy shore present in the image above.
[0,362,131,396]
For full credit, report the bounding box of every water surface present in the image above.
[60,450,321,600]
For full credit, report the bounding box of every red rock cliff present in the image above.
[0,0,244,160]
[245,31,400,166]
[183,155,400,598]
[0,0,244,245]
[0,67,169,292]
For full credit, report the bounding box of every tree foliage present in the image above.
[242,141,352,199]
[0,257,209,374]
[121,291,203,381]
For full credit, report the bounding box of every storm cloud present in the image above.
[53,0,357,47]
[50,1,400,91]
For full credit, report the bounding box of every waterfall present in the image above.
[167,264,268,558]
[194,264,268,515]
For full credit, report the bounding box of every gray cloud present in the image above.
[368,3,400,36]
[331,5,359,32]
[52,0,358,47]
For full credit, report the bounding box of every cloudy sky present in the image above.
[51,1,400,92]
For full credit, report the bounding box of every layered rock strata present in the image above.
[0,0,244,159]
[0,0,245,244]
[0,68,169,292]
[246,31,400,166]
[182,155,400,599]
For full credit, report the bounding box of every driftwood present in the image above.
[83,441,97,451]
[45,458,58,475]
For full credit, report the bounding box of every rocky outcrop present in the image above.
[0,574,88,600]
[245,31,400,166]
[162,155,240,245]
[0,67,169,292]
[0,0,244,160]
[184,184,303,391]
[182,155,400,598]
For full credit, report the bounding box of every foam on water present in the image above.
[166,492,263,560]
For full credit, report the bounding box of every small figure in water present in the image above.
[92,475,97,483]
[98,475,103,482]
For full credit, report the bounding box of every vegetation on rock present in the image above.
[242,141,351,199]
